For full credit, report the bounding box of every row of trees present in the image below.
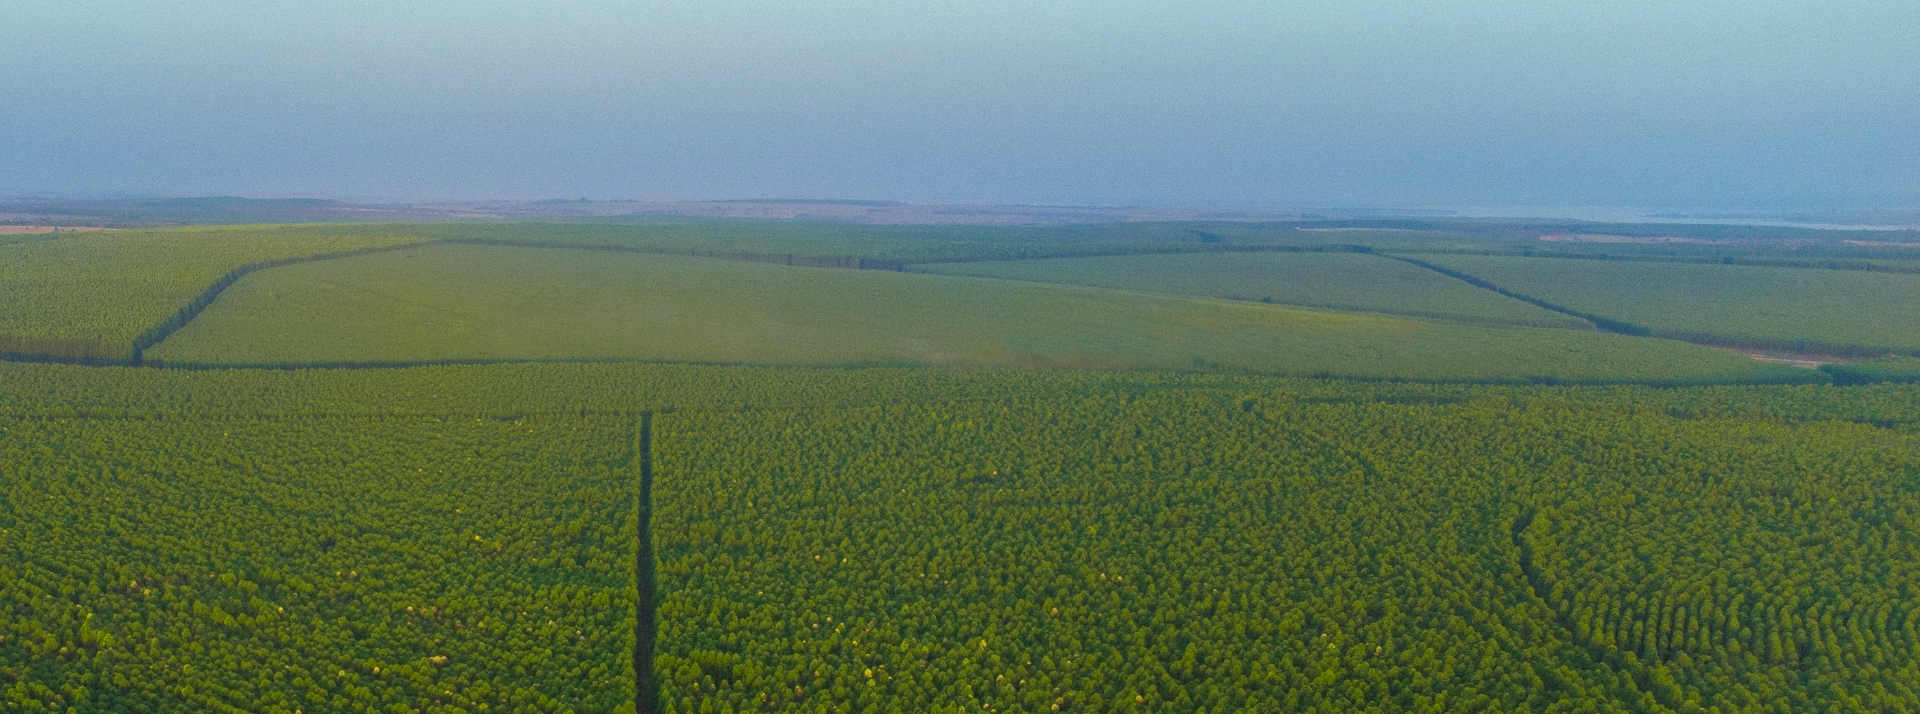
[0,413,638,713]
[1418,254,1920,357]
[0,220,1233,365]
[1520,411,1920,711]
[648,389,1920,713]
[0,225,428,362]
[5,360,1916,427]
[3,361,1918,712]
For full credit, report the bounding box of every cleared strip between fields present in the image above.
[636,412,661,714]
[1385,255,1653,336]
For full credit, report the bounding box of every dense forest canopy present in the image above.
[4,361,1918,712]
[3,217,1918,712]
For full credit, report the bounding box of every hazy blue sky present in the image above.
[4,1,1916,208]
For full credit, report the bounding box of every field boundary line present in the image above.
[127,240,439,365]
[634,411,660,714]
[439,237,909,271]
[901,242,1377,267]
[1384,248,1920,275]
[0,237,1879,385]
[1386,256,1652,336]
[1649,333,1915,361]
[17,237,1364,366]
[144,355,1836,386]
[1389,256,1916,360]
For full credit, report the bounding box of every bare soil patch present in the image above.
[1708,345,1858,370]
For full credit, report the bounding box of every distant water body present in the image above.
[1432,205,1918,231]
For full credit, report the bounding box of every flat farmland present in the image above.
[146,243,1788,383]
[917,251,1588,328]
[0,225,429,361]
[1419,255,1920,354]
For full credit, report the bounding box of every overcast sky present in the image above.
[3,1,1916,208]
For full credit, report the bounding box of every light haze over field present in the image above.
[4,0,1916,209]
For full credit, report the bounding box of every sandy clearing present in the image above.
[1706,345,1857,370]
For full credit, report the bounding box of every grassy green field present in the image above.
[1824,355,1920,385]
[9,217,1914,367]
[0,225,429,360]
[13,214,1920,713]
[408,218,1312,265]
[1863,259,1920,272]
[147,243,1795,382]
[1418,255,1920,354]
[0,220,1422,365]
[918,251,1589,328]
[0,233,63,248]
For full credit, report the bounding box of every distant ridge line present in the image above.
[709,198,906,206]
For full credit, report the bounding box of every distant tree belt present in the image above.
[137,243,1814,384]
[2,359,1916,424]
[916,251,1590,331]
[126,242,439,364]
[1422,249,1920,275]
[11,218,1914,368]
[1,224,1348,365]
[1823,356,1920,386]
[440,237,1383,270]
[1413,254,1920,358]
[3,361,1920,712]
[0,336,117,363]
[0,226,433,364]
[898,243,1376,265]
[1620,332,1910,361]
[439,237,910,271]
[1384,255,1654,336]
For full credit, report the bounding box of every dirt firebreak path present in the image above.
[635,411,659,714]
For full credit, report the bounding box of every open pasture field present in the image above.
[0,219,1385,366]
[918,251,1589,328]
[1418,255,1920,355]
[8,217,1914,372]
[148,243,1795,383]
[383,218,1316,266]
[0,226,117,234]
[0,234,59,248]
[1868,259,1920,270]
[0,225,430,361]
